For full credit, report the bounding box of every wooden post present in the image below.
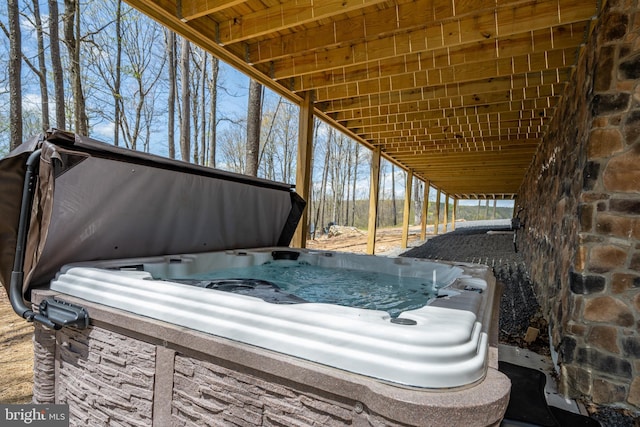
[452,198,458,231]
[401,170,413,249]
[366,147,381,254]
[420,180,430,240]
[291,91,314,248]
[434,189,441,235]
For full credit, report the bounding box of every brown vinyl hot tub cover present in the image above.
[0,130,305,299]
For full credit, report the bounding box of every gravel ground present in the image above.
[401,221,541,345]
[400,221,640,427]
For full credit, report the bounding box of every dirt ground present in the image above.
[0,286,35,404]
[305,225,422,254]
[0,226,416,405]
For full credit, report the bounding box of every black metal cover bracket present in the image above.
[39,298,89,330]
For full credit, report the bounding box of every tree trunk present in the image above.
[190,50,200,164]
[49,0,65,130]
[165,30,176,159]
[200,54,207,165]
[31,0,49,131]
[245,79,262,176]
[179,37,191,162]
[391,165,397,226]
[413,179,422,225]
[379,162,385,227]
[7,0,22,149]
[315,131,332,235]
[114,0,122,146]
[344,144,352,225]
[63,0,88,135]
[207,56,219,167]
[351,143,359,226]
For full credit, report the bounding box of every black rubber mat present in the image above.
[499,361,601,427]
[499,361,557,426]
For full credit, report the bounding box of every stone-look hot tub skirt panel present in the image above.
[49,248,496,389]
[32,287,510,427]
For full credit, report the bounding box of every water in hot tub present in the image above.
[180,260,444,317]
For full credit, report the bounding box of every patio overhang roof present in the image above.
[123,0,599,200]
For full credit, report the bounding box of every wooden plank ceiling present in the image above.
[125,0,599,199]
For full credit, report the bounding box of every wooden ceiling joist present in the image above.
[124,0,600,200]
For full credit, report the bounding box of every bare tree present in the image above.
[63,0,88,134]
[84,0,122,143]
[329,133,343,224]
[279,101,297,182]
[260,98,296,183]
[3,0,54,133]
[165,29,176,159]
[207,55,219,167]
[199,52,207,165]
[350,143,359,226]
[25,0,50,131]
[113,0,122,145]
[344,142,353,224]
[245,79,262,176]
[49,0,65,130]
[379,161,386,227]
[257,95,282,180]
[7,0,22,149]
[87,4,165,150]
[313,126,332,236]
[123,14,166,149]
[179,37,190,161]
[188,46,208,165]
[219,125,246,173]
[413,179,422,225]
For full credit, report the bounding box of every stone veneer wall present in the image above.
[39,322,403,427]
[171,354,405,426]
[517,0,640,412]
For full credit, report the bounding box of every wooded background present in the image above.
[0,0,513,234]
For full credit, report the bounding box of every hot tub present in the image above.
[49,247,495,389]
[3,132,509,426]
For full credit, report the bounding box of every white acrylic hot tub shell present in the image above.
[49,248,496,389]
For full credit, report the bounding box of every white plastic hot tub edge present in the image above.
[49,247,497,389]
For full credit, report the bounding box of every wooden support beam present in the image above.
[292,91,314,248]
[452,198,458,231]
[420,180,430,240]
[178,0,245,21]
[401,170,413,249]
[215,0,389,45]
[434,189,441,235]
[366,147,381,254]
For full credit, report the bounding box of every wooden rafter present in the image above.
[124,0,600,200]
